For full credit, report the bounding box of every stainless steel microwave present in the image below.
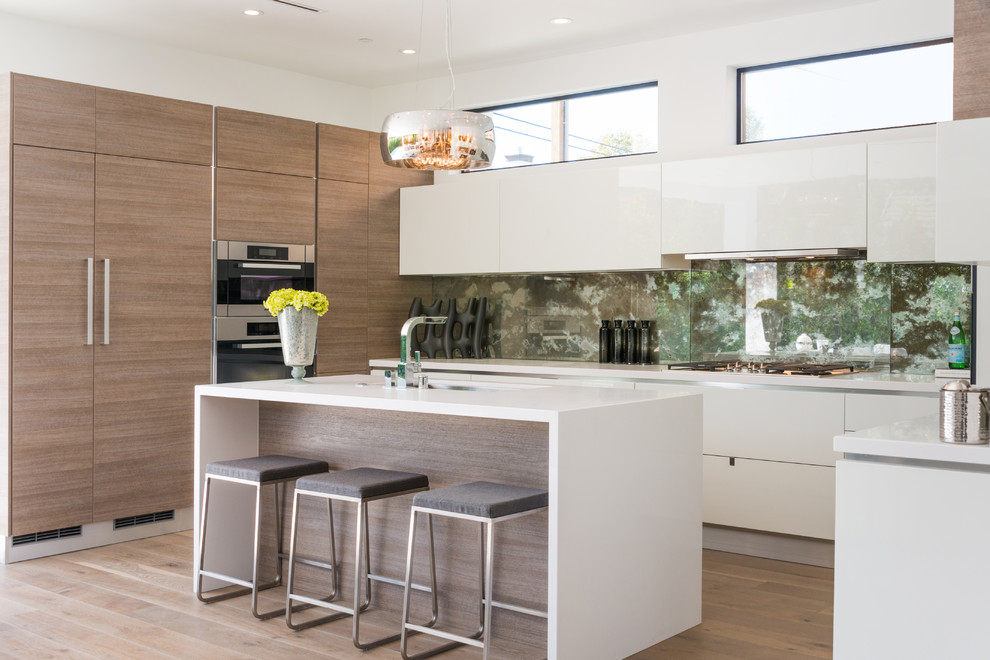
[215,240,315,317]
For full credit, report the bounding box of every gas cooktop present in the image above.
[667,360,857,376]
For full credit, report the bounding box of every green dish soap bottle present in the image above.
[949,311,969,369]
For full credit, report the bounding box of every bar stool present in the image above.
[400,481,549,660]
[196,454,330,619]
[285,467,437,650]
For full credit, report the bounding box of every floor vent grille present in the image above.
[12,525,83,547]
[114,510,175,530]
[267,0,325,13]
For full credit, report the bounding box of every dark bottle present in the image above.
[625,319,639,365]
[639,320,652,365]
[599,320,612,363]
[611,319,625,364]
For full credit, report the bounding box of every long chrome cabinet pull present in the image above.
[103,259,110,345]
[86,258,94,346]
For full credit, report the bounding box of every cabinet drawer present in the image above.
[636,383,844,465]
[844,393,938,431]
[704,455,835,540]
[217,107,316,177]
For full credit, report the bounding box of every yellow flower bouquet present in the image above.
[263,288,329,318]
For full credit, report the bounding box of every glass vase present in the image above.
[277,307,319,381]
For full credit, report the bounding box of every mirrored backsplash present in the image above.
[432,260,971,374]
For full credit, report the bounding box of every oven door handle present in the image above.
[232,342,282,349]
[237,263,303,270]
[85,258,94,345]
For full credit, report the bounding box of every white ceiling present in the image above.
[0,0,874,88]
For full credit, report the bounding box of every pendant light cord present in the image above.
[443,0,456,109]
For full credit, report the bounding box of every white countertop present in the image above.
[835,415,990,465]
[196,373,690,423]
[368,358,943,394]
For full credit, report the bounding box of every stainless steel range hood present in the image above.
[683,248,865,262]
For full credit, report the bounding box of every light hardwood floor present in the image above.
[0,531,833,659]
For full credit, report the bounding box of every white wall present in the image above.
[371,0,953,162]
[0,11,371,127]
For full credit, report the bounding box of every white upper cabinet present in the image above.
[867,138,936,263]
[499,163,663,273]
[661,144,867,254]
[936,117,990,264]
[399,177,500,275]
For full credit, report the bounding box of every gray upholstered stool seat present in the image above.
[206,454,330,483]
[400,481,550,660]
[412,481,548,519]
[296,467,429,499]
[195,454,330,620]
[285,467,437,651]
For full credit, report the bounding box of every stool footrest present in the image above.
[405,622,484,649]
[489,598,548,619]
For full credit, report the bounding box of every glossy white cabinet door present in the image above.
[867,139,936,263]
[704,455,835,539]
[499,163,662,272]
[661,144,867,254]
[936,117,990,264]
[399,177,500,275]
[835,459,990,658]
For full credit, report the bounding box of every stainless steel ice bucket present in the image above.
[940,379,990,444]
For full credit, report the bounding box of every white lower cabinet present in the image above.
[835,458,990,658]
[704,455,836,540]
[638,382,841,539]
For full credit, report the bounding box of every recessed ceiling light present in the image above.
[358,37,373,44]
[550,17,572,25]
[243,9,263,16]
[400,49,417,55]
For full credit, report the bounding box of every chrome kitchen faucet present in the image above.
[397,316,447,388]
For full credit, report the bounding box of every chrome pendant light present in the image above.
[380,0,495,170]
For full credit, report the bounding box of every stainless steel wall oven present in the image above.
[213,241,316,383]
[215,240,315,317]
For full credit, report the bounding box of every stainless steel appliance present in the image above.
[213,241,317,383]
[215,240,315,317]
[214,316,315,384]
[667,360,857,376]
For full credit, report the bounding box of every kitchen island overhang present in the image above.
[194,375,702,660]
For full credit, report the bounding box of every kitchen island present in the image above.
[194,374,702,660]
[833,416,990,659]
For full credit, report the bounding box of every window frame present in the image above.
[468,81,659,171]
[736,38,953,145]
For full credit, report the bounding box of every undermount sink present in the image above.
[425,380,547,392]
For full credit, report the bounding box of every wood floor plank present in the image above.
[0,533,835,659]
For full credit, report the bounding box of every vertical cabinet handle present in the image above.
[86,258,94,346]
[103,259,110,345]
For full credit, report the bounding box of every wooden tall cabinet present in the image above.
[314,125,432,376]
[11,146,96,534]
[3,73,212,538]
[93,156,211,521]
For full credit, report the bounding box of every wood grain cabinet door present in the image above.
[216,107,315,177]
[318,124,369,183]
[11,74,96,152]
[93,155,212,521]
[96,88,213,166]
[10,146,95,535]
[215,168,316,244]
[317,179,368,375]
